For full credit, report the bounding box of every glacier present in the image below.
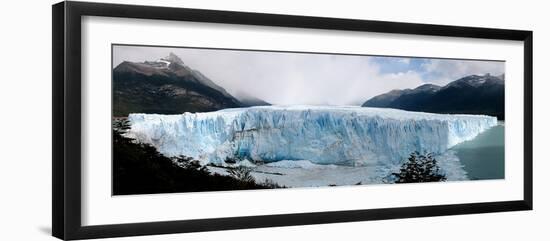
[125,105,497,168]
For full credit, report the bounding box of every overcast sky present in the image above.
[113,45,504,106]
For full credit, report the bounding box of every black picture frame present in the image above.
[52,1,533,240]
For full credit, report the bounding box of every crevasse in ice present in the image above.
[126,106,497,166]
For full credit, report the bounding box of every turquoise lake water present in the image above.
[451,123,504,180]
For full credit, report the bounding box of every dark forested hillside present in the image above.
[113,128,278,195]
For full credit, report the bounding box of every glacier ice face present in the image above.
[126,106,497,167]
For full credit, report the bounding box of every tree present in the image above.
[227,166,255,183]
[391,151,446,183]
[113,118,131,132]
[112,124,280,195]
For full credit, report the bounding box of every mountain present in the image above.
[113,53,242,116]
[362,74,505,120]
[364,84,441,108]
[234,91,271,107]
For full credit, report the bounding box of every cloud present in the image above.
[113,45,502,106]
[420,59,504,85]
[202,53,424,106]
[398,58,411,65]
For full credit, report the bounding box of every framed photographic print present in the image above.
[52,1,533,240]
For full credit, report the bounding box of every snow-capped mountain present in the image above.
[126,106,497,167]
[160,52,185,65]
[113,53,268,116]
[362,74,505,119]
[443,73,504,88]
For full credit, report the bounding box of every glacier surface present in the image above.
[126,105,497,168]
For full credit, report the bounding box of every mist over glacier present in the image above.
[126,106,497,170]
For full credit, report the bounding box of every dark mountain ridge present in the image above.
[113,53,268,116]
[362,74,505,120]
[234,91,271,107]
